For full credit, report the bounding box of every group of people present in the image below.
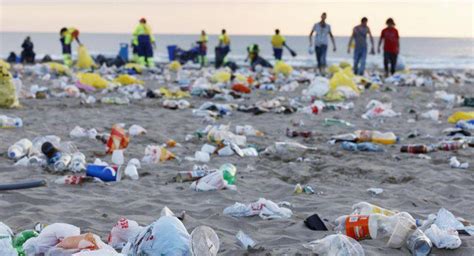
[309,12,400,76]
[52,15,400,76]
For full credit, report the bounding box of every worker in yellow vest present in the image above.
[133,18,156,67]
[59,27,81,67]
[271,29,286,60]
[215,29,231,68]
[197,30,208,67]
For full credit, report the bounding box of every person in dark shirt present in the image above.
[21,36,36,64]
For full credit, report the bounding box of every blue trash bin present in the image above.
[119,43,129,62]
[167,45,177,61]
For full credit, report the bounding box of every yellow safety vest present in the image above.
[133,23,155,45]
[271,34,286,48]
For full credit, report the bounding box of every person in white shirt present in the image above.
[309,12,337,73]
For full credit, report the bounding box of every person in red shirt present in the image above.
[378,18,399,76]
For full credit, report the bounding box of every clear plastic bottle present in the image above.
[334,212,415,242]
[407,228,432,256]
[355,130,398,145]
[0,115,23,128]
[220,163,237,185]
[352,202,397,216]
[53,153,72,172]
[70,152,86,172]
[8,139,32,159]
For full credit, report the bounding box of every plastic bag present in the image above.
[0,222,16,256]
[168,61,182,72]
[447,111,474,123]
[47,62,71,75]
[273,61,293,76]
[189,170,235,191]
[362,100,400,119]
[190,226,219,256]
[108,218,144,250]
[123,216,192,256]
[128,124,147,136]
[77,73,109,89]
[76,45,96,69]
[425,224,461,249]
[0,65,20,108]
[303,234,365,256]
[142,145,175,163]
[262,142,316,161]
[212,70,231,83]
[56,233,98,250]
[421,109,440,121]
[328,64,341,74]
[303,77,330,98]
[23,223,80,254]
[113,74,144,85]
[223,198,292,219]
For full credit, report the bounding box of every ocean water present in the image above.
[1,32,473,69]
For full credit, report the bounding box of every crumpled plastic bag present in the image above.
[303,77,330,98]
[168,60,182,72]
[47,62,71,75]
[113,74,144,85]
[56,233,98,250]
[420,109,440,121]
[425,224,461,249]
[108,217,144,250]
[273,61,293,76]
[0,59,11,70]
[77,73,109,89]
[76,45,97,69]
[0,65,20,108]
[23,223,80,255]
[128,124,147,136]
[447,111,474,124]
[263,141,317,161]
[362,100,400,119]
[328,68,360,99]
[124,63,143,74]
[212,70,231,83]
[122,216,193,256]
[0,222,16,256]
[328,64,341,74]
[433,208,465,231]
[142,145,175,163]
[159,87,190,99]
[189,170,236,192]
[223,198,292,219]
[303,234,365,256]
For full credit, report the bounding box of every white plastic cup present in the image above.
[112,150,125,166]
[195,151,210,162]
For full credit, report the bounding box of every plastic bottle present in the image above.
[220,163,236,185]
[70,152,86,172]
[0,115,23,128]
[54,175,90,185]
[437,140,466,151]
[8,139,33,159]
[13,230,38,256]
[0,222,16,256]
[235,125,264,136]
[334,212,415,246]
[341,142,383,152]
[352,202,396,216]
[32,135,61,156]
[355,130,398,145]
[41,141,62,165]
[406,229,432,256]
[53,153,72,172]
[175,165,214,182]
[400,145,433,154]
[286,128,312,138]
[323,118,353,127]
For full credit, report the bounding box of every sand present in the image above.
[1,66,474,255]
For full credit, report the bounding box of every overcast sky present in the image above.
[1,0,473,37]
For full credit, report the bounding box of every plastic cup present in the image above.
[86,164,118,182]
[111,150,124,165]
[387,217,417,248]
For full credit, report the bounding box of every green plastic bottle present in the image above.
[13,230,38,256]
[220,163,236,185]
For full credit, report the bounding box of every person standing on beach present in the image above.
[378,18,399,77]
[309,12,336,74]
[215,29,231,68]
[197,30,209,67]
[347,17,375,75]
[271,29,286,60]
[59,27,81,67]
[133,18,156,68]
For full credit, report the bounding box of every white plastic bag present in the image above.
[303,234,365,256]
[189,170,235,192]
[23,223,80,254]
[425,224,461,249]
[0,222,16,256]
[108,218,144,250]
[420,109,440,121]
[362,100,400,119]
[303,77,329,98]
[223,198,292,220]
[128,124,147,136]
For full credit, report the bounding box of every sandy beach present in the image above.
[1,64,474,255]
